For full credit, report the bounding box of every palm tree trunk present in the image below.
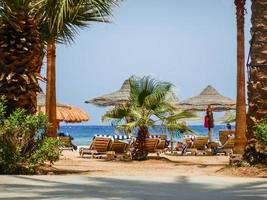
[234,0,247,154]
[131,126,149,160]
[170,132,174,154]
[244,0,267,164]
[0,9,43,116]
[46,40,57,138]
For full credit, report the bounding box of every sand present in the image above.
[49,151,232,177]
[48,151,267,178]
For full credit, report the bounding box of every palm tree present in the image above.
[103,76,192,160]
[244,0,267,164]
[0,0,44,115]
[162,112,195,153]
[38,0,117,137]
[234,0,247,154]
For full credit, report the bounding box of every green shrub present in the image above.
[255,120,267,147]
[0,97,61,174]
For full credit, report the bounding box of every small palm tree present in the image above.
[162,112,195,153]
[103,76,193,160]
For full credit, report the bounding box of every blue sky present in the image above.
[41,0,252,125]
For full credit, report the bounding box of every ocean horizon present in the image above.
[58,125,234,146]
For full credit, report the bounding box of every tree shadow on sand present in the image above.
[0,175,266,200]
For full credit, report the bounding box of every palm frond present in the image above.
[38,0,118,44]
[164,123,193,134]
[116,121,137,135]
[129,76,173,108]
[102,104,130,122]
[164,111,197,122]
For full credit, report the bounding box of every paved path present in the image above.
[0,175,266,200]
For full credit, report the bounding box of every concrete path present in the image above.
[0,175,266,200]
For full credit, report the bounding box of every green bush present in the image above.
[255,120,267,147]
[0,97,61,174]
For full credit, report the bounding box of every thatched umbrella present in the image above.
[176,85,236,112]
[37,92,70,108]
[85,79,130,106]
[37,93,89,123]
[85,78,178,107]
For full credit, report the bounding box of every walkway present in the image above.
[0,175,266,200]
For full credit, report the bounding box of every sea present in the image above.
[59,125,234,146]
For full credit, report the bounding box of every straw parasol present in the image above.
[85,77,178,107]
[175,85,236,112]
[37,93,89,123]
[37,92,70,108]
[85,79,130,106]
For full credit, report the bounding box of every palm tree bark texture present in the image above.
[0,4,43,115]
[244,0,267,164]
[234,0,247,154]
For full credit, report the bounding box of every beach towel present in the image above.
[113,135,132,144]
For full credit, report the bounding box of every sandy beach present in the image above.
[48,151,267,178]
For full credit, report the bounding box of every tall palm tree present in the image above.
[244,0,267,164]
[234,0,247,154]
[39,0,117,137]
[0,0,44,115]
[103,76,192,160]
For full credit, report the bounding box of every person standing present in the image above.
[204,105,214,142]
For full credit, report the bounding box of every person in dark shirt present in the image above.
[226,122,232,130]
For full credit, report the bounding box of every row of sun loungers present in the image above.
[79,134,167,159]
[179,130,235,156]
[70,130,235,160]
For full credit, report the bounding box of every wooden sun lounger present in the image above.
[110,140,128,153]
[106,140,131,160]
[216,137,235,156]
[148,134,167,153]
[144,138,161,158]
[185,136,208,155]
[219,130,235,145]
[79,137,112,158]
[155,139,167,153]
[58,136,74,151]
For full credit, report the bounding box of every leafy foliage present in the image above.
[38,0,119,44]
[255,120,267,147]
[103,76,194,159]
[103,76,177,133]
[0,97,61,174]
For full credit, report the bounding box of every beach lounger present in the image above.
[149,134,167,152]
[79,135,112,158]
[185,136,208,155]
[144,136,161,157]
[214,137,235,156]
[107,135,132,160]
[219,130,235,145]
[58,136,75,151]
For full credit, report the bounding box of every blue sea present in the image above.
[59,125,233,146]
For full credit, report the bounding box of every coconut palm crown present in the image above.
[103,76,194,160]
[38,0,118,44]
[37,0,118,137]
